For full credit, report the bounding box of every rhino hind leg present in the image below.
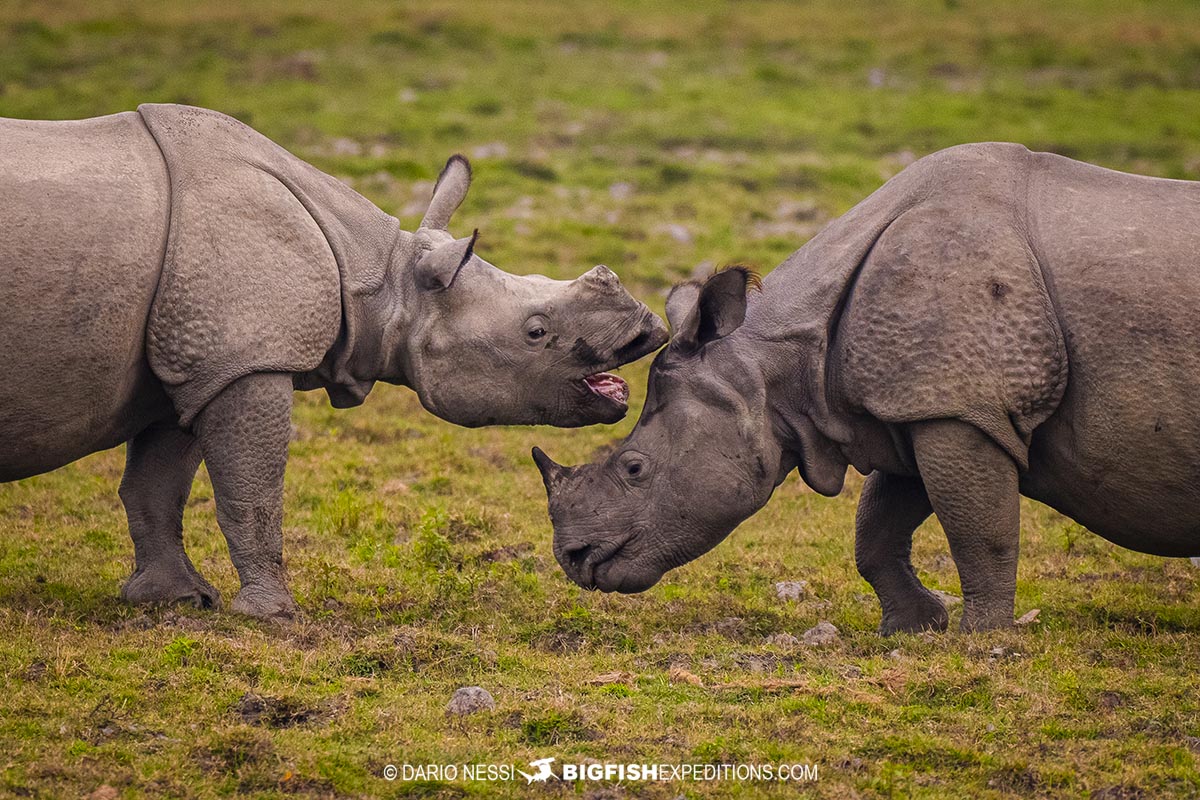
[855,471,949,634]
[195,372,298,622]
[119,424,219,610]
[911,419,1020,632]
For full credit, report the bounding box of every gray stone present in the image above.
[801,622,839,646]
[774,580,807,601]
[446,686,495,716]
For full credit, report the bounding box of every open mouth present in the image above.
[582,372,630,406]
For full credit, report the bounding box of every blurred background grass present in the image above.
[1,2,1200,798]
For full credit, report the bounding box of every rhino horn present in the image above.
[421,154,472,230]
[531,447,572,492]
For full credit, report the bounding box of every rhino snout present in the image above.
[554,530,653,593]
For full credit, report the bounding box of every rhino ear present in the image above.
[415,229,478,291]
[421,155,472,231]
[666,266,758,351]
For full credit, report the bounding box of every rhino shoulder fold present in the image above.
[833,179,1067,469]
[137,104,399,425]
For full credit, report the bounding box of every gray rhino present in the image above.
[534,142,1200,634]
[0,104,667,619]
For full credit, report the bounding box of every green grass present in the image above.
[2,1,1200,797]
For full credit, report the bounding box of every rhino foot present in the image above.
[231,584,299,622]
[879,591,949,635]
[121,563,220,610]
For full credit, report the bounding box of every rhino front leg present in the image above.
[195,372,298,621]
[119,424,220,609]
[911,419,1020,632]
[855,470,949,634]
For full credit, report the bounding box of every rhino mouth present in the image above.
[562,534,633,590]
[582,372,630,406]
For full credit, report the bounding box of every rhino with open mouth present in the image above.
[0,104,666,619]
[535,143,1200,634]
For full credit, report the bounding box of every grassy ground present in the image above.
[2,1,1200,797]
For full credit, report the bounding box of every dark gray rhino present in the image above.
[0,104,667,619]
[535,142,1200,634]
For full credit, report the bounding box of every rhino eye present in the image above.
[619,452,649,483]
[525,315,550,343]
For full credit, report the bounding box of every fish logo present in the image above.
[517,757,559,784]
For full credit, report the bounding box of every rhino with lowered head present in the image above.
[535,143,1200,634]
[0,104,666,620]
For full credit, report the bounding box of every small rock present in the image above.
[609,181,635,200]
[471,141,509,160]
[766,633,799,647]
[774,200,820,222]
[446,686,495,716]
[87,786,119,800]
[801,621,839,646]
[585,671,636,686]
[742,656,769,673]
[660,223,692,244]
[887,648,902,659]
[329,137,362,156]
[840,664,863,679]
[668,666,704,687]
[1015,608,1041,626]
[1191,557,1200,567]
[398,88,418,103]
[713,616,745,638]
[774,580,807,601]
[868,67,888,88]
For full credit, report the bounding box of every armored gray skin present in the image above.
[0,104,667,620]
[535,143,1200,634]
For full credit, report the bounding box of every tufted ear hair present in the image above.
[414,229,478,291]
[420,155,472,231]
[665,265,759,352]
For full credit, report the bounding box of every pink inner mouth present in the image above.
[583,372,629,405]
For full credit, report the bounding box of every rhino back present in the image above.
[1020,154,1200,553]
[0,111,172,480]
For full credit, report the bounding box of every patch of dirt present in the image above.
[194,728,275,775]
[479,542,534,562]
[235,692,337,728]
[1090,786,1145,800]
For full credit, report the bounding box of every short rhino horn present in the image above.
[578,264,622,295]
[531,447,572,492]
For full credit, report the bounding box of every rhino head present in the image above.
[533,268,839,591]
[340,156,668,427]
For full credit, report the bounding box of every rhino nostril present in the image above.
[566,544,595,570]
[614,331,651,360]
